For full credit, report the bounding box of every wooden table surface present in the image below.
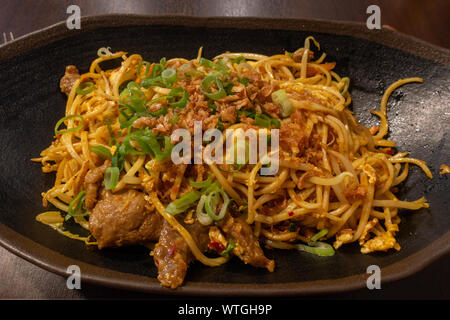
[0,0,449,299]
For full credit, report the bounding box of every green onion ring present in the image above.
[54,115,85,135]
[76,82,95,95]
[165,191,201,215]
[196,194,213,226]
[205,189,230,221]
[89,145,112,160]
[104,166,120,190]
[137,61,151,78]
[168,87,189,108]
[310,228,329,242]
[200,75,227,100]
[66,190,88,221]
[296,241,335,257]
[161,68,177,86]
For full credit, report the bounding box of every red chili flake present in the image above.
[288,211,294,217]
[381,148,395,155]
[369,126,379,135]
[208,241,226,253]
[168,244,176,257]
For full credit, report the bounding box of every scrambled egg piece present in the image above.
[333,228,354,249]
[359,219,401,254]
[359,218,379,244]
[362,163,377,184]
[208,226,228,252]
[361,233,400,254]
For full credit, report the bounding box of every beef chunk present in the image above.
[220,216,275,272]
[89,189,162,249]
[60,65,80,96]
[153,220,209,289]
[83,161,109,210]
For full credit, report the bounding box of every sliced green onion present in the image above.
[149,106,168,117]
[144,134,173,161]
[231,56,246,64]
[237,109,256,118]
[200,181,220,195]
[310,228,329,242]
[205,191,220,219]
[89,145,112,160]
[254,113,280,128]
[54,115,84,135]
[140,62,167,88]
[217,119,224,131]
[141,76,165,88]
[76,82,94,95]
[196,194,213,226]
[189,175,212,189]
[200,76,227,100]
[271,89,293,118]
[111,144,126,170]
[168,87,189,108]
[213,59,229,73]
[267,239,335,257]
[237,77,250,86]
[208,103,217,113]
[161,68,177,86]
[199,58,215,69]
[137,61,151,78]
[119,87,130,101]
[224,82,234,95]
[119,112,139,129]
[165,191,201,215]
[66,190,88,221]
[170,112,179,124]
[105,119,116,145]
[221,240,235,257]
[126,82,146,113]
[254,114,270,127]
[147,96,167,105]
[200,58,229,74]
[104,166,120,190]
[205,189,230,221]
[296,241,335,257]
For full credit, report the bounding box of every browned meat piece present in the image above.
[292,49,314,63]
[220,216,275,272]
[219,105,237,123]
[60,65,80,95]
[89,189,163,249]
[153,220,209,289]
[261,102,280,118]
[343,185,367,202]
[83,161,109,210]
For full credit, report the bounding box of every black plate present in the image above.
[0,15,449,296]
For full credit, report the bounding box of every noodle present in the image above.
[32,38,433,288]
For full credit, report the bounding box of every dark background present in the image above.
[0,0,449,299]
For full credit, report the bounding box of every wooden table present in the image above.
[1,0,449,299]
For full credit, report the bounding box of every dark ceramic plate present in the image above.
[0,15,449,296]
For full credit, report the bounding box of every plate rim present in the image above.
[0,14,449,296]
